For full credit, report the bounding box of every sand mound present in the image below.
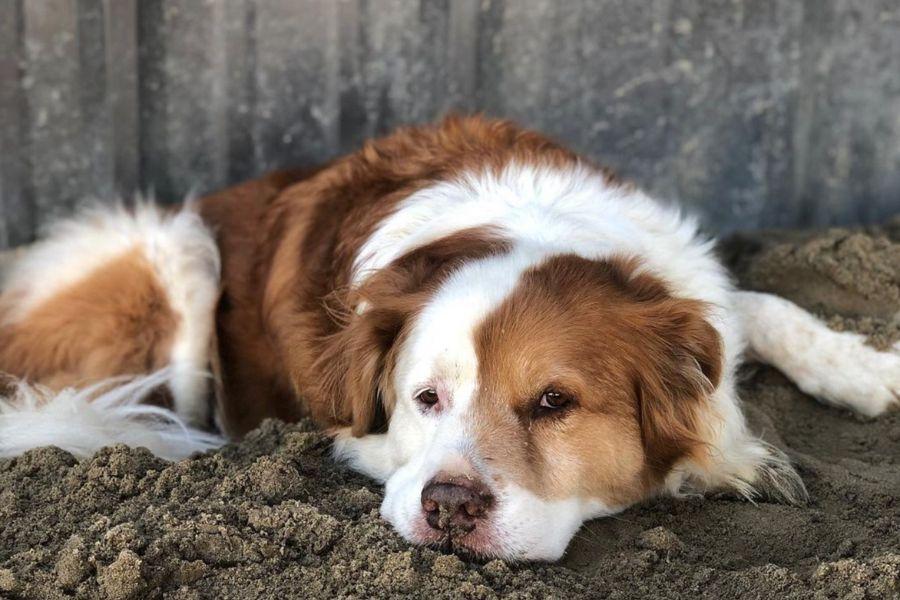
[2,222,899,599]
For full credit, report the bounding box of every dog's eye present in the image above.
[415,388,439,406]
[539,389,572,410]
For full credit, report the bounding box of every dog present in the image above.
[1,116,898,561]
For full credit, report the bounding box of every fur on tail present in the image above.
[0,370,223,461]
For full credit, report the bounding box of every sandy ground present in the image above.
[1,221,899,599]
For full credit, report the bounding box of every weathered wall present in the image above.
[2,0,899,248]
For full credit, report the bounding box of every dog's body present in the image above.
[1,117,898,560]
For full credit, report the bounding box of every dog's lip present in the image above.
[428,531,499,562]
[409,512,504,561]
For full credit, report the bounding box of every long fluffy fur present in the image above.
[0,370,223,461]
[0,201,221,427]
[672,436,809,507]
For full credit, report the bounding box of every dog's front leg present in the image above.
[733,291,900,417]
[330,428,400,483]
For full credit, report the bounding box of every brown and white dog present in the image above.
[1,117,898,561]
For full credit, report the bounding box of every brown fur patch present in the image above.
[0,249,178,392]
[197,169,314,437]
[472,255,722,505]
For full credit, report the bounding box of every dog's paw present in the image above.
[331,429,397,482]
[808,334,900,417]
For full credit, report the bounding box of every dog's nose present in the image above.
[421,474,494,533]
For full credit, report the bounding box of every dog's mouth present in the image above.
[415,514,506,562]
[428,532,497,562]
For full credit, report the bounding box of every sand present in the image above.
[1,221,899,599]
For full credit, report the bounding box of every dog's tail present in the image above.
[0,369,223,461]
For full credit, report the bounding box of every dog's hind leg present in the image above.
[0,204,221,427]
[733,291,900,417]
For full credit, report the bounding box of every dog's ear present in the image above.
[635,299,723,477]
[319,228,509,436]
[339,298,407,436]
[316,249,435,437]
[313,277,410,437]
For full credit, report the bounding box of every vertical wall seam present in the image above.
[104,0,139,200]
[446,0,479,113]
[0,0,33,247]
[792,0,816,225]
[210,0,229,189]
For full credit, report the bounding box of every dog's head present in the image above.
[329,238,723,560]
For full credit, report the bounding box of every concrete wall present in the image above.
[2,0,899,249]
